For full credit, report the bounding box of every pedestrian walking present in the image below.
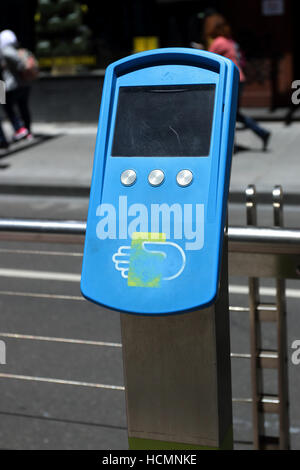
[205,14,271,151]
[0,67,9,150]
[0,29,36,142]
[0,119,9,149]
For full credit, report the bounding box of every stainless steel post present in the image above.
[273,186,290,450]
[120,237,232,450]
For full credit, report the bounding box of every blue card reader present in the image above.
[81,48,239,315]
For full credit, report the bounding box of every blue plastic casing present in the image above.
[81,48,239,315]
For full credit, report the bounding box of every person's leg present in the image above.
[4,90,23,132]
[16,87,31,133]
[237,83,271,150]
[285,104,299,126]
[0,120,9,148]
[236,110,269,139]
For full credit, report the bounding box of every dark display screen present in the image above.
[111,84,215,157]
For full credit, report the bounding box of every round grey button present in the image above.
[148,169,165,187]
[176,169,193,187]
[121,169,136,186]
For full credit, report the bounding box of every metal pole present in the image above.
[246,185,263,449]
[273,186,290,449]
[120,236,233,450]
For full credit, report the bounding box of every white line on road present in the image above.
[0,373,125,391]
[0,332,122,348]
[0,290,84,301]
[0,267,299,299]
[0,268,80,282]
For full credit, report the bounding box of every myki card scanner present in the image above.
[81,48,239,315]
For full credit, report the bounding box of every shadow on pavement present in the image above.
[234,143,252,154]
[0,409,127,432]
[0,133,64,161]
[234,142,271,154]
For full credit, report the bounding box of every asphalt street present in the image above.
[0,195,298,449]
[0,120,299,449]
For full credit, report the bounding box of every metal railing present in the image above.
[1,220,300,253]
[0,185,299,449]
[230,185,292,450]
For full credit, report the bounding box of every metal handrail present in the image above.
[229,226,300,245]
[0,218,300,253]
[0,219,86,234]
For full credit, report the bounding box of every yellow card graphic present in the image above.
[128,232,166,288]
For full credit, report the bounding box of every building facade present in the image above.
[0,0,295,107]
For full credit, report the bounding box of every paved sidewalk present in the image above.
[240,106,300,122]
[231,121,300,197]
[0,120,299,200]
[0,122,96,190]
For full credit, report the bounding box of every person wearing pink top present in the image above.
[206,14,271,151]
[209,36,246,83]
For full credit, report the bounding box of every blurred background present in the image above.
[0,0,300,451]
[0,0,298,117]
